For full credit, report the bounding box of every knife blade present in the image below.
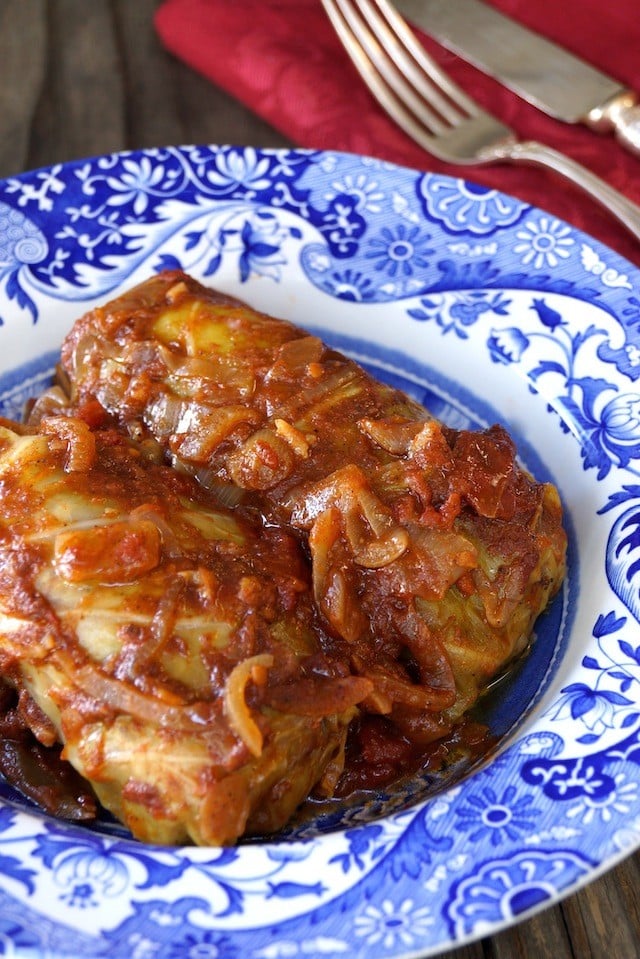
[396,0,640,155]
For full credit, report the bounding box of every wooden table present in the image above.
[0,2,639,957]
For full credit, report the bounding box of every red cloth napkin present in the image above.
[154,0,640,267]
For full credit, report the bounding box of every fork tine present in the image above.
[335,0,464,129]
[370,0,481,118]
[324,0,513,162]
[322,0,453,141]
[355,0,478,125]
[323,0,488,157]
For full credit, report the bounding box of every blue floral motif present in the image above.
[487,326,529,364]
[364,223,435,277]
[454,785,540,846]
[530,296,566,330]
[235,216,287,282]
[512,215,575,269]
[0,146,315,308]
[539,607,640,747]
[445,850,592,936]
[599,486,640,624]
[407,290,511,338]
[103,154,171,215]
[306,261,377,301]
[418,174,528,234]
[155,206,301,285]
[322,170,385,215]
[520,721,640,815]
[562,390,640,479]
[353,897,434,952]
[165,928,238,959]
[478,295,640,482]
[196,145,275,195]
[53,842,132,909]
[549,683,633,740]
[564,770,639,825]
[601,394,640,445]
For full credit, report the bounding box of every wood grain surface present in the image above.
[0,2,638,957]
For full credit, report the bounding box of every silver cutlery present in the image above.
[396,0,640,156]
[321,0,640,243]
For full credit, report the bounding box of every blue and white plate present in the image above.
[0,146,638,958]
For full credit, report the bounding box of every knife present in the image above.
[396,0,640,156]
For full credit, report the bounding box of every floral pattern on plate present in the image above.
[0,146,638,958]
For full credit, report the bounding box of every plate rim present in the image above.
[0,144,637,958]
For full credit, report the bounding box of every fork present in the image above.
[322,0,640,242]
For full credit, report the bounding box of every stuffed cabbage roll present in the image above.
[0,417,369,844]
[60,271,567,747]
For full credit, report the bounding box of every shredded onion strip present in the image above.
[223,654,274,757]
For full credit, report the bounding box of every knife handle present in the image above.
[586,91,640,157]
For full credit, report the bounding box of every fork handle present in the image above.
[495,140,640,244]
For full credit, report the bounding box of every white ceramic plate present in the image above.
[0,146,638,958]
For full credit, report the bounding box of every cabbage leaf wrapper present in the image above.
[0,418,369,845]
[60,271,567,749]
